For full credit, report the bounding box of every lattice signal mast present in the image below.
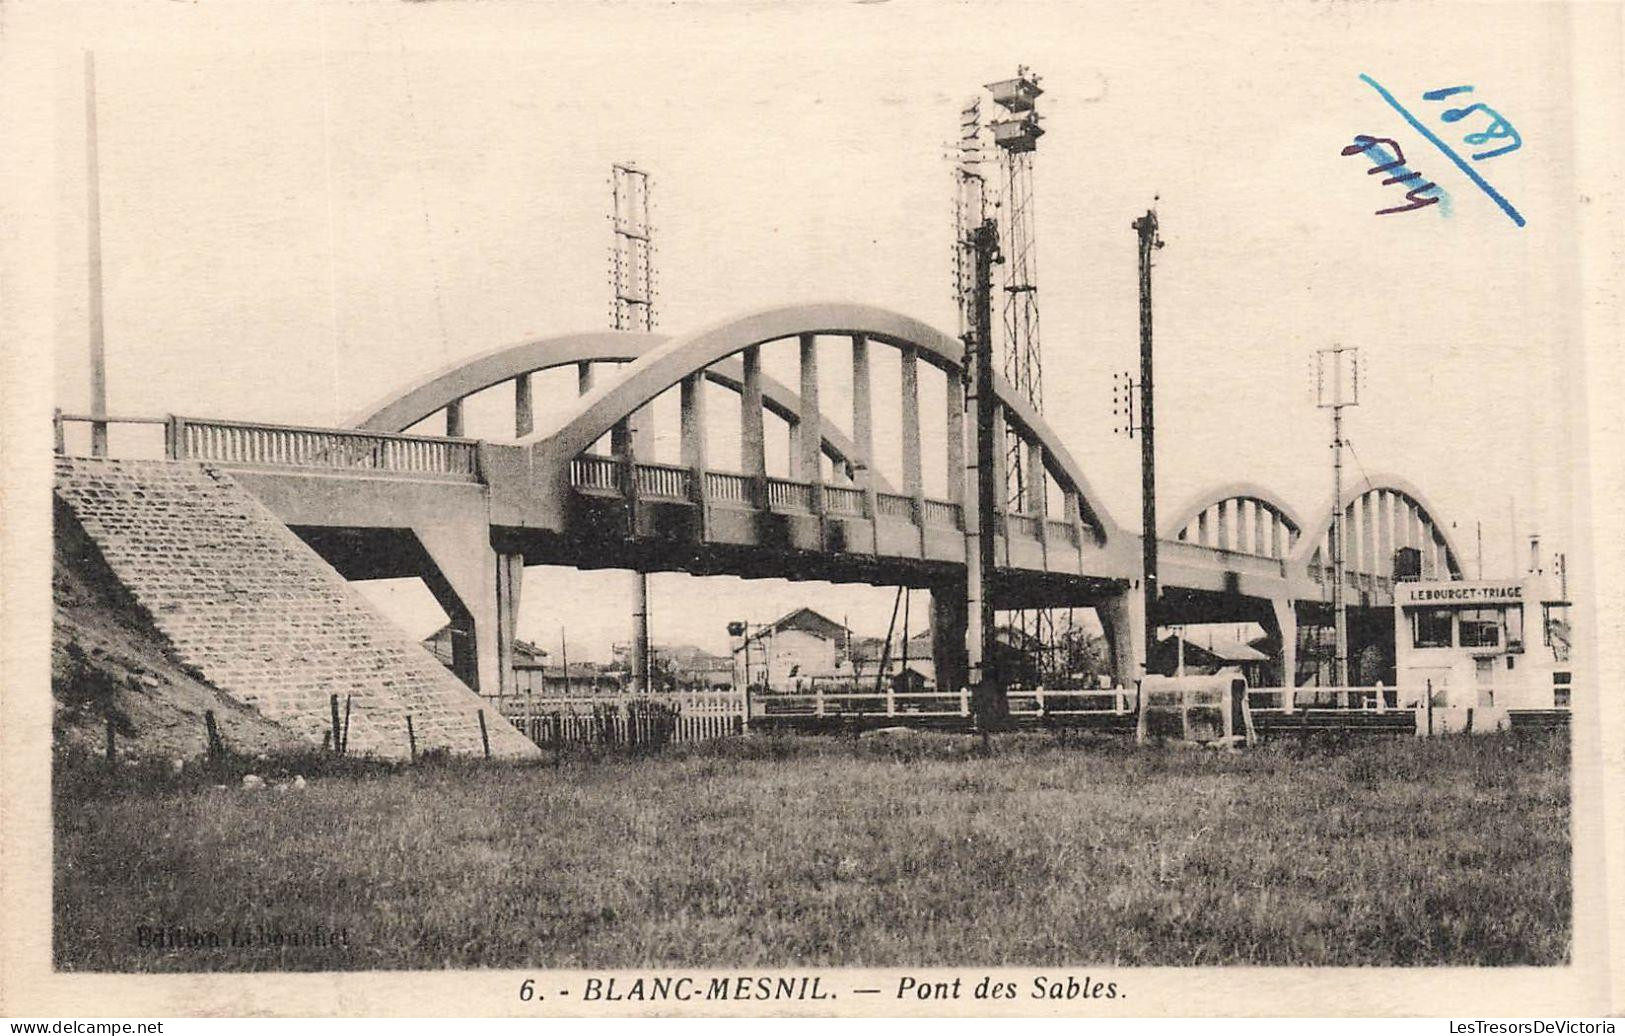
[611,163,655,333]
[987,68,1045,510]
[610,163,655,695]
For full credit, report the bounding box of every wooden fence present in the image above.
[503,689,748,748]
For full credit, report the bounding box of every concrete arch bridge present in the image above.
[152,303,1464,700]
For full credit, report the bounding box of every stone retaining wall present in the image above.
[54,456,537,760]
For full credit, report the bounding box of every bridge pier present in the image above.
[930,585,969,697]
[1267,597,1298,713]
[1098,584,1147,693]
[413,522,523,701]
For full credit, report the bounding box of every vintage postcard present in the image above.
[1,0,1620,1020]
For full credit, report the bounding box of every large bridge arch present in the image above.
[1297,474,1465,581]
[347,329,888,489]
[524,303,1127,547]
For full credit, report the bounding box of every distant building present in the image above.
[510,662,620,697]
[1149,630,1271,686]
[730,608,1052,693]
[662,644,735,690]
[609,641,736,691]
[732,607,852,691]
[423,624,547,669]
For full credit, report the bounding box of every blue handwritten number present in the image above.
[1421,84,1523,161]
[1437,103,1522,160]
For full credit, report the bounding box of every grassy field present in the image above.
[53,730,1570,971]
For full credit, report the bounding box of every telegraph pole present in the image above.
[1317,343,1359,687]
[1132,208,1163,673]
[963,218,1004,729]
[85,52,108,457]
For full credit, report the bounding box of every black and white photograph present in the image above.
[1,0,1619,1021]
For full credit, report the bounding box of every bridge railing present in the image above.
[54,411,173,458]
[571,454,620,492]
[875,492,914,522]
[1007,513,1042,540]
[556,457,978,539]
[706,471,751,504]
[922,498,963,530]
[174,416,481,481]
[1160,537,1287,577]
[635,461,693,501]
[824,484,865,516]
[766,477,813,512]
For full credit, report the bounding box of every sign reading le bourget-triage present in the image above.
[1396,582,1526,606]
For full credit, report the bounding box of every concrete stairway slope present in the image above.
[53,456,537,760]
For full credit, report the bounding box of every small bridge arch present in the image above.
[1162,482,1304,560]
[1298,475,1465,583]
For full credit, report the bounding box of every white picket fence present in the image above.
[1246,685,1406,713]
[752,684,1134,719]
[503,689,748,746]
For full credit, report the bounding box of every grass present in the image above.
[53,730,1570,971]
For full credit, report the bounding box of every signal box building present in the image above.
[1393,573,1572,712]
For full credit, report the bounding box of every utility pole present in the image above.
[84,52,108,457]
[1132,208,1163,679]
[1316,343,1360,686]
[963,218,1005,729]
[560,628,570,696]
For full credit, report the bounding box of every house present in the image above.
[731,607,851,692]
[608,642,736,691]
[1149,629,1271,686]
[510,662,620,697]
[423,624,547,669]
[848,629,937,687]
[662,644,735,690]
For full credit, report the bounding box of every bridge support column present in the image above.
[741,344,766,507]
[1377,490,1395,579]
[514,374,533,438]
[900,345,925,542]
[1268,597,1298,713]
[944,370,965,507]
[798,333,824,512]
[1098,585,1146,696]
[680,373,710,531]
[414,523,519,701]
[930,585,969,696]
[1027,439,1048,564]
[851,335,879,550]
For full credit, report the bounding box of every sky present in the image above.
[42,1,1589,659]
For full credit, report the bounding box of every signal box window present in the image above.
[1459,608,1503,648]
[1412,608,1452,648]
[1544,604,1572,662]
[1505,605,1524,651]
